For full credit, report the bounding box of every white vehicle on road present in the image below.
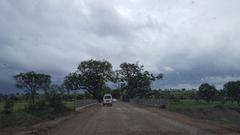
[112,98,117,102]
[103,94,112,106]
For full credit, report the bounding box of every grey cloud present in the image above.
[1,0,240,93]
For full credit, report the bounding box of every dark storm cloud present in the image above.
[1,0,240,93]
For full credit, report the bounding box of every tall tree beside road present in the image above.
[63,59,114,102]
[224,81,240,104]
[117,62,163,99]
[198,83,217,102]
[14,71,51,105]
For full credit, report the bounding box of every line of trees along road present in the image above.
[10,59,240,104]
[1,59,240,128]
[63,60,163,102]
[3,59,240,110]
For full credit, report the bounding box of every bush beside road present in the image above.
[0,100,74,128]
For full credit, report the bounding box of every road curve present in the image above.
[49,102,238,135]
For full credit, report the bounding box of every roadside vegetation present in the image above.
[0,59,240,128]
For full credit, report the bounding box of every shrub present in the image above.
[49,93,66,113]
[14,111,36,126]
[26,100,47,112]
[25,100,54,119]
[198,83,217,102]
[2,97,14,114]
[25,92,69,119]
[0,110,36,128]
[172,98,180,102]
[0,113,16,127]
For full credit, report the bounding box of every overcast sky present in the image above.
[1,0,240,93]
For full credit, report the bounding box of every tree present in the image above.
[198,83,217,102]
[63,59,114,102]
[117,62,163,99]
[111,89,121,99]
[43,84,65,101]
[63,72,81,93]
[48,89,65,113]
[224,81,240,104]
[14,71,51,105]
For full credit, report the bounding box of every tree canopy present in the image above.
[63,59,114,102]
[117,62,163,99]
[14,71,51,104]
[224,81,240,104]
[198,83,217,102]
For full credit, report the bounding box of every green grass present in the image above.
[63,101,74,110]
[0,101,74,112]
[0,100,74,128]
[170,99,239,111]
[0,110,38,128]
[0,103,2,112]
[0,101,27,112]
[169,99,240,125]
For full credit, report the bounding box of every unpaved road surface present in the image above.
[49,102,239,135]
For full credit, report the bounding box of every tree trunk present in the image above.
[31,94,35,105]
[31,90,36,105]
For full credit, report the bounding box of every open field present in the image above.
[0,100,75,128]
[0,101,74,112]
[170,99,239,110]
[169,99,240,125]
[130,99,240,126]
[0,102,26,112]
[63,101,74,110]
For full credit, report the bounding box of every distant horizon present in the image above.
[0,75,233,94]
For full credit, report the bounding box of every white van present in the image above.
[103,94,113,106]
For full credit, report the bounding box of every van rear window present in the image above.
[104,96,111,99]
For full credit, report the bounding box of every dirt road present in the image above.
[49,102,239,135]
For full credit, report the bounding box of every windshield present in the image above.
[1,1,240,135]
[104,96,112,99]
